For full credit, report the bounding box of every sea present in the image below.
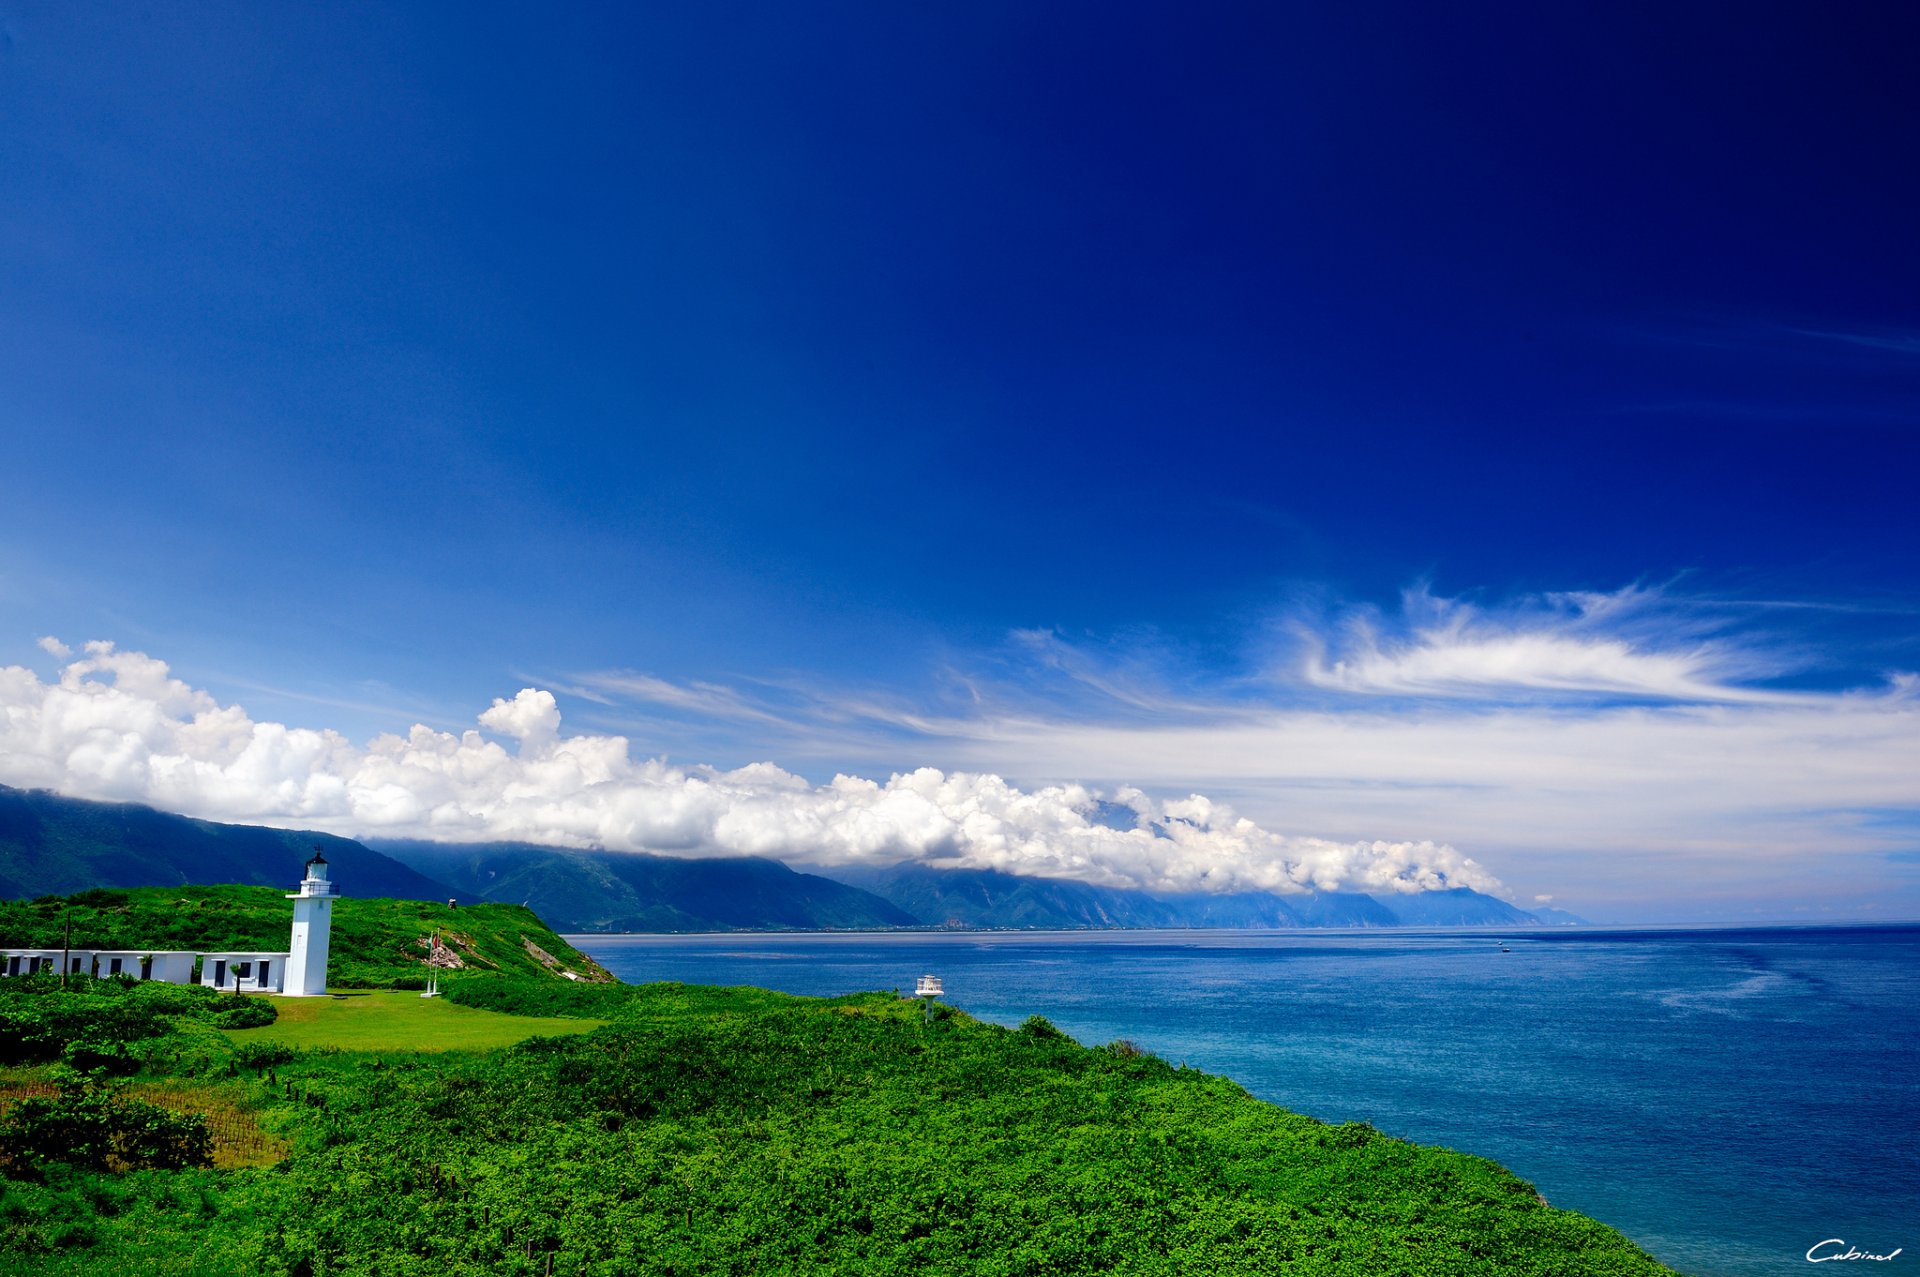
[571,925,1919,1277]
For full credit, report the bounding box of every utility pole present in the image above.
[60,909,72,989]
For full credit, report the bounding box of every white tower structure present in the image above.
[285,850,336,997]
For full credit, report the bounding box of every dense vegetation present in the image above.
[0,974,277,1193]
[0,885,610,988]
[0,969,1677,1276]
[0,973,276,1074]
[3,1066,215,1177]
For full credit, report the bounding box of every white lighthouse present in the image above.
[284,849,336,997]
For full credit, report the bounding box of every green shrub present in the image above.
[209,999,276,1030]
[60,1038,141,1076]
[0,1068,212,1177]
[231,1040,298,1070]
[445,976,622,1019]
[66,889,130,910]
[0,975,277,1065]
[1018,1013,1072,1041]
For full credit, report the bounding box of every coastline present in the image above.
[571,923,1919,1277]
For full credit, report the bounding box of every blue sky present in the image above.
[2,5,1916,920]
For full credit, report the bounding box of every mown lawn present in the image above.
[222,990,604,1053]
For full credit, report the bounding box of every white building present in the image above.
[3,948,198,982]
[94,950,196,983]
[1,852,337,996]
[199,951,286,993]
[3,950,73,978]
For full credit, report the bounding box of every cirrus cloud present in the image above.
[1295,585,1794,702]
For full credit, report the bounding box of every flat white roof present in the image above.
[85,949,198,958]
[0,947,287,959]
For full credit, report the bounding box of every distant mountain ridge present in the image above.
[819,863,1547,930]
[0,785,1583,930]
[0,784,456,902]
[367,847,1566,931]
[365,839,920,933]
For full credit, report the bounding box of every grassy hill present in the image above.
[0,976,1676,1275]
[0,885,610,988]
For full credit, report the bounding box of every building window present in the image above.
[109,958,123,975]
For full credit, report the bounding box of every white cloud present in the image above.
[477,688,561,742]
[571,671,795,726]
[17,575,1913,919]
[635,584,1918,915]
[0,641,1502,899]
[1304,628,1738,699]
[931,687,1920,904]
[1296,587,1785,701]
[35,636,71,659]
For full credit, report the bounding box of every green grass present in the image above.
[221,990,604,1053]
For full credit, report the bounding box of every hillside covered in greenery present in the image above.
[372,838,920,931]
[0,885,610,988]
[0,970,1676,1275]
[0,785,455,902]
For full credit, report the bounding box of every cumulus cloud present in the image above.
[0,641,1502,899]
[35,636,70,659]
[477,688,562,742]
[940,685,1920,911]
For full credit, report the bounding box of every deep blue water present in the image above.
[570,926,1919,1277]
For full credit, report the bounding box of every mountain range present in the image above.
[0,785,1582,930]
[817,862,1545,929]
[0,783,454,902]
[365,838,918,932]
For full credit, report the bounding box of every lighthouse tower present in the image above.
[285,850,336,997]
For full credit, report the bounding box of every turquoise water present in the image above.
[572,926,1919,1277]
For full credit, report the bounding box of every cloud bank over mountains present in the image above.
[0,641,1500,898]
[7,582,1916,917]
[563,583,1920,916]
